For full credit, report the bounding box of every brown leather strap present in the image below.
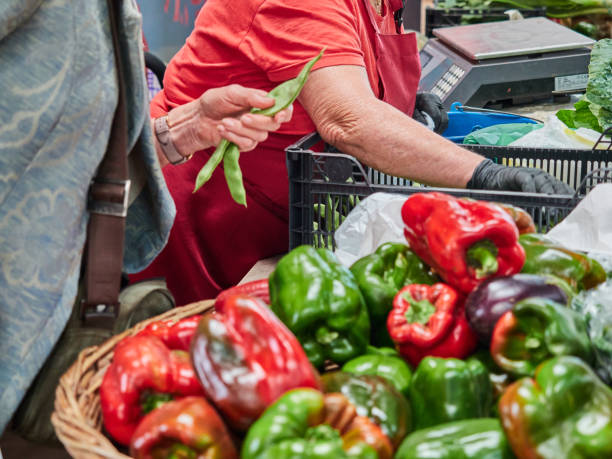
[80,0,130,328]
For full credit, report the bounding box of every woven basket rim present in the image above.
[51,299,215,459]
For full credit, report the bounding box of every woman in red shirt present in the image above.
[135,0,571,305]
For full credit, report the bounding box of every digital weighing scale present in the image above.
[418,17,595,109]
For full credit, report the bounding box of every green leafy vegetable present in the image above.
[556,39,612,133]
[492,0,611,18]
[572,21,599,39]
[557,99,601,131]
[435,0,611,17]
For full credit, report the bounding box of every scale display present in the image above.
[418,18,594,109]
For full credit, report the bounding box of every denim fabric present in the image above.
[0,0,175,431]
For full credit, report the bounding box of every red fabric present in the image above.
[131,0,415,306]
[364,0,421,115]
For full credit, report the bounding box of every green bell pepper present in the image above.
[395,418,514,459]
[269,245,370,368]
[246,425,377,459]
[519,233,607,292]
[490,298,594,377]
[409,356,493,430]
[241,388,380,459]
[570,278,612,383]
[349,242,438,346]
[341,346,412,398]
[321,371,412,449]
[499,356,612,459]
[468,350,512,417]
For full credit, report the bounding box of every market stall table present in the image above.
[238,255,282,285]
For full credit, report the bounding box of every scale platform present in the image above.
[418,17,595,109]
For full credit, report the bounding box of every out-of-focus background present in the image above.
[137,0,609,65]
[136,0,206,62]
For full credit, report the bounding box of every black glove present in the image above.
[412,92,448,134]
[467,159,574,194]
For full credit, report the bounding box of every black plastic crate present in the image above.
[286,132,612,250]
[425,6,547,37]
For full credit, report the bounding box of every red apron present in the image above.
[129,134,292,306]
[364,0,421,115]
[131,0,422,306]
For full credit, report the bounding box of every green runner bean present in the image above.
[193,49,324,205]
[194,139,229,192]
[223,143,246,206]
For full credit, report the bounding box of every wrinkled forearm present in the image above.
[300,66,484,188]
[321,99,481,187]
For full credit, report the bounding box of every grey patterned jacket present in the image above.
[0,0,175,430]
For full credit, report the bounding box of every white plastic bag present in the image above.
[509,115,601,149]
[547,183,612,255]
[334,192,406,266]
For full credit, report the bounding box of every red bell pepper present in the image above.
[130,396,238,459]
[100,335,204,445]
[135,279,271,352]
[387,283,478,366]
[401,192,525,294]
[495,202,536,235]
[215,278,270,305]
[190,293,321,430]
[136,315,201,351]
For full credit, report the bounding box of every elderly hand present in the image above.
[158,84,293,166]
[467,159,574,194]
[199,84,294,151]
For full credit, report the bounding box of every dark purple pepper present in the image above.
[465,274,568,344]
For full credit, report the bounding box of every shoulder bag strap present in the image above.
[80,0,130,328]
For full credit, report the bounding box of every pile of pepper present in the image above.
[98,191,611,459]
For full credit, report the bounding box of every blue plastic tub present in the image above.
[442,102,540,143]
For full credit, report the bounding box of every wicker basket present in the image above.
[51,299,215,459]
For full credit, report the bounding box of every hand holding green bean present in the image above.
[193,49,325,206]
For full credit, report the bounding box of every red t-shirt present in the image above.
[137,0,399,304]
[152,0,398,127]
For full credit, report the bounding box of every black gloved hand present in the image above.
[412,92,448,134]
[467,159,574,194]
